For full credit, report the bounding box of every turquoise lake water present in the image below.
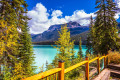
[33,45,87,73]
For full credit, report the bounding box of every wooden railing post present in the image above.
[97,55,100,74]
[58,60,64,80]
[107,54,109,65]
[104,54,106,68]
[85,56,89,80]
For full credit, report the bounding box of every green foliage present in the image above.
[77,37,83,58]
[71,31,88,44]
[0,20,19,79]
[19,20,36,76]
[0,0,36,79]
[71,41,76,60]
[93,0,119,54]
[86,0,119,55]
[3,66,12,80]
[39,64,44,73]
[53,24,75,68]
[47,24,84,79]
[86,16,95,54]
[11,62,26,80]
[0,20,18,55]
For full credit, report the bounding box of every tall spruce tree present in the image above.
[94,0,119,54]
[86,16,95,54]
[19,19,36,76]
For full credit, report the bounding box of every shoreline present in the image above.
[32,41,86,45]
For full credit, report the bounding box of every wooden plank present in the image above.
[23,55,108,80]
[85,57,89,80]
[97,55,100,74]
[49,75,51,80]
[93,69,110,80]
[105,55,108,58]
[46,76,49,80]
[55,73,57,80]
[89,57,98,63]
[89,68,97,77]
[104,54,106,68]
[22,68,61,80]
[64,61,88,73]
[58,61,64,80]
[53,74,54,80]
[99,56,105,60]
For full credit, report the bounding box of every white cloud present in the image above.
[27,3,96,34]
[115,13,120,19]
[28,2,119,34]
[27,3,50,34]
[51,10,63,17]
[115,0,120,8]
[115,0,120,20]
[28,3,96,34]
[64,10,96,26]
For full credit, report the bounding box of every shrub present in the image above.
[108,51,120,64]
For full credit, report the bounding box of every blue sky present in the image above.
[26,0,96,17]
[25,0,120,34]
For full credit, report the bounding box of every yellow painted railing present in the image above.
[22,68,61,80]
[22,54,109,80]
[64,61,88,73]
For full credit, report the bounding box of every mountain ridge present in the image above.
[31,22,120,45]
[31,21,89,43]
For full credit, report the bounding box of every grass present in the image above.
[108,51,120,64]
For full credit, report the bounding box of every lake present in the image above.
[33,45,87,73]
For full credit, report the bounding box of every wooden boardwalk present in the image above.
[93,64,120,80]
[22,54,108,80]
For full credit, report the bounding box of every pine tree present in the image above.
[86,16,95,54]
[94,0,119,54]
[0,0,19,69]
[52,56,58,68]
[49,25,83,79]
[11,62,25,80]
[77,37,83,58]
[45,60,48,70]
[19,19,36,76]
[53,24,77,79]
[3,65,12,80]
[70,41,76,66]
[71,41,75,60]
[0,0,36,79]
[53,24,75,68]
[0,20,19,79]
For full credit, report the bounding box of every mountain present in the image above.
[32,21,89,43]
[71,31,89,44]
[31,22,120,45]
[31,33,36,37]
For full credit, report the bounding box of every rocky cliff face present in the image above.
[31,21,89,42]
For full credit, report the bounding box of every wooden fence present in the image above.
[22,54,108,80]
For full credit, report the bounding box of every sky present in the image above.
[25,0,120,34]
